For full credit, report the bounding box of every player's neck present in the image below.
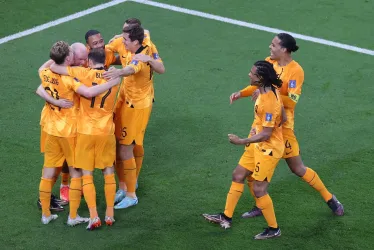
[259,86,272,94]
[91,63,105,69]
[277,56,293,67]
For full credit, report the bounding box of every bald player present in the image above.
[37,43,88,208]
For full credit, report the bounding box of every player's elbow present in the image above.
[155,65,165,74]
[80,89,93,98]
[262,133,271,141]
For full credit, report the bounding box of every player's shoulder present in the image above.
[290,60,304,74]
[265,57,277,64]
[107,37,123,48]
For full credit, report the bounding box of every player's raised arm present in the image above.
[38,59,54,73]
[75,77,121,98]
[132,53,165,74]
[35,84,73,108]
[103,66,135,79]
[49,63,69,75]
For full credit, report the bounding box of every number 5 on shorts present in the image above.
[121,127,127,138]
[255,162,260,172]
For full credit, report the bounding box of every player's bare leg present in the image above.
[67,167,89,227]
[114,143,138,209]
[39,167,59,224]
[286,155,344,216]
[102,166,116,225]
[60,160,70,203]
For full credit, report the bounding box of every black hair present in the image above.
[277,33,299,53]
[85,30,101,43]
[254,60,282,94]
[88,48,105,64]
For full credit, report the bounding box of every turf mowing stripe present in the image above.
[1,0,373,56]
[130,0,374,56]
[0,0,128,45]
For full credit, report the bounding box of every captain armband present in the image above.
[288,93,300,103]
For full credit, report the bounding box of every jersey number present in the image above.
[255,162,260,172]
[90,82,112,108]
[44,87,61,111]
[285,140,292,150]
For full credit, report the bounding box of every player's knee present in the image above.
[253,182,268,198]
[289,164,306,177]
[69,167,82,178]
[118,144,134,160]
[42,168,56,179]
[231,170,246,183]
[102,166,114,175]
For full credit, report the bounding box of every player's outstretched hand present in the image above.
[228,134,244,145]
[108,34,122,44]
[133,54,152,63]
[251,89,260,102]
[55,99,73,108]
[229,91,241,104]
[103,67,121,80]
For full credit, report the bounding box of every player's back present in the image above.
[68,67,119,135]
[39,69,80,137]
[253,89,284,158]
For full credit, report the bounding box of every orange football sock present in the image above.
[104,174,116,217]
[256,194,278,228]
[133,144,144,178]
[223,182,244,218]
[82,175,98,219]
[123,158,137,193]
[69,177,82,219]
[61,173,70,186]
[115,160,125,190]
[302,167,333,202]
[39,178,53,217]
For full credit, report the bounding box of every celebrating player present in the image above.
[203,61,284,240]
[49,48,121,230]
[106,19,165,205]
[103,24,164,209]
[230,33,344,218]
[37,41,121,225]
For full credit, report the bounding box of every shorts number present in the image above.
[285,140,292,150]
[121,127,127,138]
[44,87,61,111]
[90,82,112,108]
[255,162,260,172]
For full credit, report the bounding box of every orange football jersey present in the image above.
[39,69,81,137]
[67,66,120,135]
[251,89,284,158]
[265,57,304,130]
